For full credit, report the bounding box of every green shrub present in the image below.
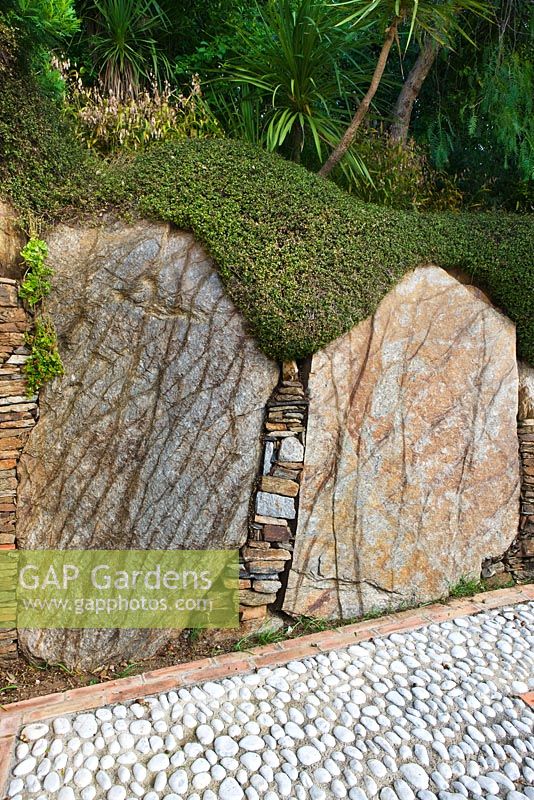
[345,129,464,212]
[0,17,17,76]
[0,71,98,223]
[1,69,533,366]
[114,139,533,363]
[23,316,64,395]
[18,237,53,306]
[63,71,221,155]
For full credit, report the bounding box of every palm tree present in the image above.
[220,0,375,181]
[319,0,492,177]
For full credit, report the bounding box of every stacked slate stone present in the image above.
[0,278,36,661]
[239,361,307,623]
[513,419,534,580]
[483,418,534,586]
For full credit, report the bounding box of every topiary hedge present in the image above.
[116,140,534,363]
[1,75,533,364]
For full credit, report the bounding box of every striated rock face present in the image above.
[17,220,278,668]
[284,266,520,619]
[0,200,25,280]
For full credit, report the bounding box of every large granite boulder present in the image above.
[284,266,520,618]
[17,220,278,668]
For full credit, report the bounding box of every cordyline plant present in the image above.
[219,0,376,184]
[319,0,493,176]
[77,0,170,100]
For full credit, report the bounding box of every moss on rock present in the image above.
[1,76,533,363]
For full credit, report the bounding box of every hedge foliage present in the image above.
[115,140,534,363]
[0,74,98,220]
[1,76,533,363]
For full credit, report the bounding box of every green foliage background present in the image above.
[1,72,533,365]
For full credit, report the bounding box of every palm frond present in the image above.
[217,0,376,172]
[83,0,170,97]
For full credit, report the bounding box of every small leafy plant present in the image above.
[18,237,53,307]
[18,237,64,395]
[115,662,140,679]
[187,627,202,644]
[233,625,286,652]
[24,317,64,396]
[448,577,487,598]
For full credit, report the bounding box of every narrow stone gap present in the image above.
[239,358,310,627]
[273,355,313,614]
[482,418,534,586]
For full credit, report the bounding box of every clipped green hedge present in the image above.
[1,77,533,363]
[0,74,97,220]
[117,140,534,363]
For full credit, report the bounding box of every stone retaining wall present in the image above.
[0,278,36,661]
[484,420,534,584]
[238,360,308,624]
[482,363,534,586]
[0,249,532,659]
[515,420,534,579]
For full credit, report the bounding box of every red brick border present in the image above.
[0,583,532,792]
[0,734,15,797]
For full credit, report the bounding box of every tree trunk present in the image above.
[319,17,399,178]
[291,121,303,163]
[389,38,439,145]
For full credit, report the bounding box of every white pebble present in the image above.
[21,724,49,742]
[107,788,126,800]
[168,770,188,794]
[400,763,429,790]
[53,718,71,736]
[147,753,170,771]
[73,769,92,788]
[13,758,37,777]
[215,736,240,758]
[219,777,245,800]
[73,715,98,739]
[297,746,321,766]
[197,724,215,745]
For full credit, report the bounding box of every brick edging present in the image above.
[0,583,533,793]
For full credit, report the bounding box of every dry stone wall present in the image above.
[238,361,308,623]
[0,278,36,660]
[515,418,534,578]
[0,213,529,663]
[484,362,534,584]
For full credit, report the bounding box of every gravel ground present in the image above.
[6,601,534,800]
